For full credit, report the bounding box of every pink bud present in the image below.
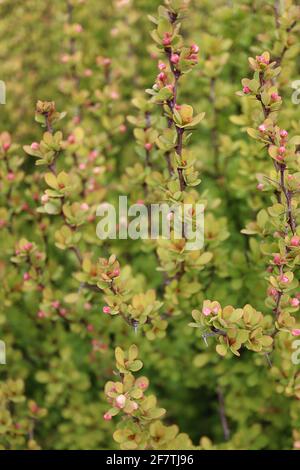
[30,403,39,414]
[158,72,167,82]
[91,339,99,349]
[139,380,148,390]
[144,142,152,151]
[191,44,199,54]
[103,412,112,421]
[162,32,171,46]
[273,254,282,265]
[37,310,46,319]
[132,402,138,411]
[68,134,76,144]
[103,57,111,66]
[79,163,86,170]
[87,323,94,332]
[84,68,93,77]
[61,54,69,64]
[7,172,15,181]
[74,24,83,33]
[113,268,120,277]
[256,55,269,65]
[280,275,289,284]
[280,129,288,138]
[268,287,278,297]
[158,61,166,71]
[115,394,126,409]
[290,298,300,307]
[84,302,92,311]
[59,308,67,317]
[243,86,251,94]
[89,150,98,160]
[80,203,89,211]
[290,236,300,247]
[103,306,111,314]
[119,124,127,133]
[23,272,30,281]
[23,242,33,251]
[278,146,286,154]
[31,142,40,150]
[202,307,211,316]
[271,92,280,101]
[292,329,300,336]
[73,116,81,125]
[110,90,119,100]
[256,183,264,191]
[51,301,60,309]
[3,142,10,151]
[170,53,180,64]
[258,124,266,133]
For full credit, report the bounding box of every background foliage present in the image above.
[0,0,300,450]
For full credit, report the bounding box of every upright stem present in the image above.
[256,66,297,321]
[164,48,186,191]
[165,117,174,176]
[176,127,185,192]
[279,164,295,235]
[257,74,295,234]
[217,385,230,441]
[45,114,53,133]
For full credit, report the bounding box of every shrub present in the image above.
[1,0,300,450]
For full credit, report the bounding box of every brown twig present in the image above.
[217,385,230,441]
[164,47,186,191]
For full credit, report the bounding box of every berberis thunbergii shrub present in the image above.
[1,0,300,450]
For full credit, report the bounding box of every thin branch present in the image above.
[217,385,230,441]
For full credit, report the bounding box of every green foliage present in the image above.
[1,0,300,451]
[104,345,193,450]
